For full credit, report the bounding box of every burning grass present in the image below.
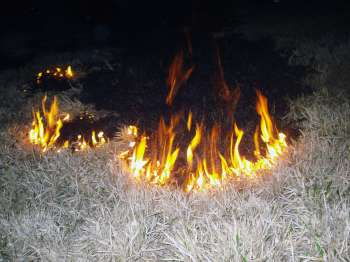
[0,86,349,260]
[119,90,288,192]
[29,95,107,152]
[117,50,288,192]
[36,65,74,84]
[0,37,349,260]
[26,51,289,192]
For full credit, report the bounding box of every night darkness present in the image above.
[1,1,349,68]
[1,1,350,259]
[1,0,350,145]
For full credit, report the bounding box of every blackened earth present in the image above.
[80,34,308,148]
[28,33,309,157]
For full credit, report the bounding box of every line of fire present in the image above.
[28,50,288,192]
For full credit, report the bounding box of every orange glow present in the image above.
[120,116,181,185]
[65,65,74,78]
[29,96,64,152]
[186,124,202,170]
[119,91,288,192]
[186,111,192,131]
[36,65,74,84]
[166,51,194,105]
[215,48,240,120]
[29,96,106,152]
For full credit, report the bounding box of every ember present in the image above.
[29,95,106,152]
[36,65,74,84]
[119,53,288,192]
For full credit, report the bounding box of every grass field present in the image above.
[0,27,349,261]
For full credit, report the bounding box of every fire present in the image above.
[119,50,288,191]
[29,96,65,152]
[36,65,74,84]
[29,96,106,152]
[119,90,288,192]
[166,51,194,105]
[214,47,240,120]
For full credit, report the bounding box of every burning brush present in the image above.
[29,95,106,152]
[118,51,289,192]
[119,91,287,192]
[36,65,74,84]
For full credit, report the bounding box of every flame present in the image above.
[29,96,106,152]
[65,66,74,78]
[255,90,287,162]
[186,124,201,170]
[36,65,74,84]
[166,51,194,105]
[186,111,192,131]
[215,48,240,120]
[29,96,64,152]
[120,116,181,185]
[92,131,106,147]
[119,91,288,192]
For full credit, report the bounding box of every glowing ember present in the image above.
[29,96,106,152]
[36,65,74,84]
[119,90,288,192]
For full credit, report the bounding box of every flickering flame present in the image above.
[29,96,106,152]
[36,65,74,84]
[65,65,74,78]
[215,47,240,120]
[29,96,64,152]
[166,51,194,105]
[119,91,288,192]
[186,111,192,131]
[186,124,201,170]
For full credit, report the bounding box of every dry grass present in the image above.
[0,40,349,261]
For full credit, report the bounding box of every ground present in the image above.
[0,9,349,261]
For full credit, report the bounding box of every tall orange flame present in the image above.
[120,91,288,192]
[29,96,65,152]
[29,96,106,152]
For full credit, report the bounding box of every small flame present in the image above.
[63,114,70,121]
[36,65,74,84]
[186,124,201,170]
[65,66,74,78]
[166,51,194,106]
[186,111,192,131]
[91,131,106,148]
[29,96,64,151]
[29,96,106,152]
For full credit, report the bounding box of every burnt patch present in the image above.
[31,77,72,92]
[57,112,119,150]
[77,34,309,143]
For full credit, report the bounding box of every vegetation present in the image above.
[0,21,349,261]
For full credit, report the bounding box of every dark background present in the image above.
[1,0,349,148]
[1,0,349,70]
